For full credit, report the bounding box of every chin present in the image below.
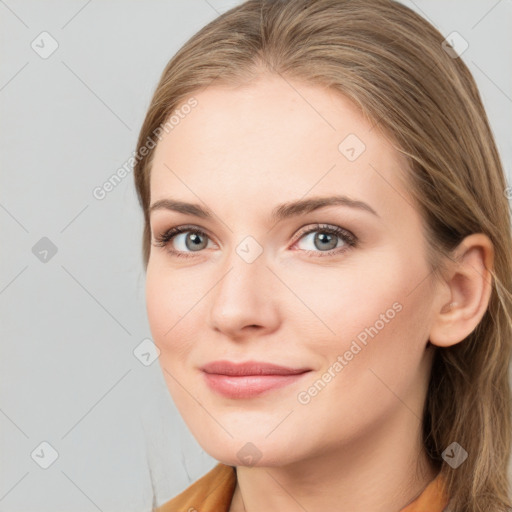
[193,435,302,468]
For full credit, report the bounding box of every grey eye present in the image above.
[176,232,210,252]
[297,230,344,252]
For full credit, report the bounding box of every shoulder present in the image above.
[156,462,237,512]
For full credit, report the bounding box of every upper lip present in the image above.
[200,360,311,376]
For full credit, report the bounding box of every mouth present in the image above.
[200,360,312,399]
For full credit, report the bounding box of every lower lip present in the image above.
[202,372,310,399]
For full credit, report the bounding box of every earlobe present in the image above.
[428,233,494,348]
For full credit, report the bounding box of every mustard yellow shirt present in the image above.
[156,462,450,512]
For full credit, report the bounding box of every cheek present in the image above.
[145,263,196,360]
[335,274,433,400]
[145,265,168,338]
[316,250,432,368]
[290,257,403,343]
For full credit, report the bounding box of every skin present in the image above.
[145,72,494,512]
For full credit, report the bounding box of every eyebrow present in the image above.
[149,195,379,223]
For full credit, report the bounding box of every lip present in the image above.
[200,360,312,399]
[201,360,311,376]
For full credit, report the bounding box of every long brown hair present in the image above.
[133,1,512,510]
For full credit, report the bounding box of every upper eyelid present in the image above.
[152,222,348,236]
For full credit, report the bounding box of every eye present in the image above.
[291,223,357,257]
[152,225,214,258]
[152,223,358,259]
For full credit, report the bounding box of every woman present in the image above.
[133,0,512,510]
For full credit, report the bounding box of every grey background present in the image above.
[1,1,511,511]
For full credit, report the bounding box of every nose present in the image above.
[208,248,280,341]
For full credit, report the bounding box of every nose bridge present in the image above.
[208,236,278,334]
[214,239,269,309]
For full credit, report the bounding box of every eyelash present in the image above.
[152,223,358,259]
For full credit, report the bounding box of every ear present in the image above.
[429,233,494,348]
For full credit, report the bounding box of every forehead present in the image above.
[149,75,413,221]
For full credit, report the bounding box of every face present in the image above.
[145,73,439,468]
